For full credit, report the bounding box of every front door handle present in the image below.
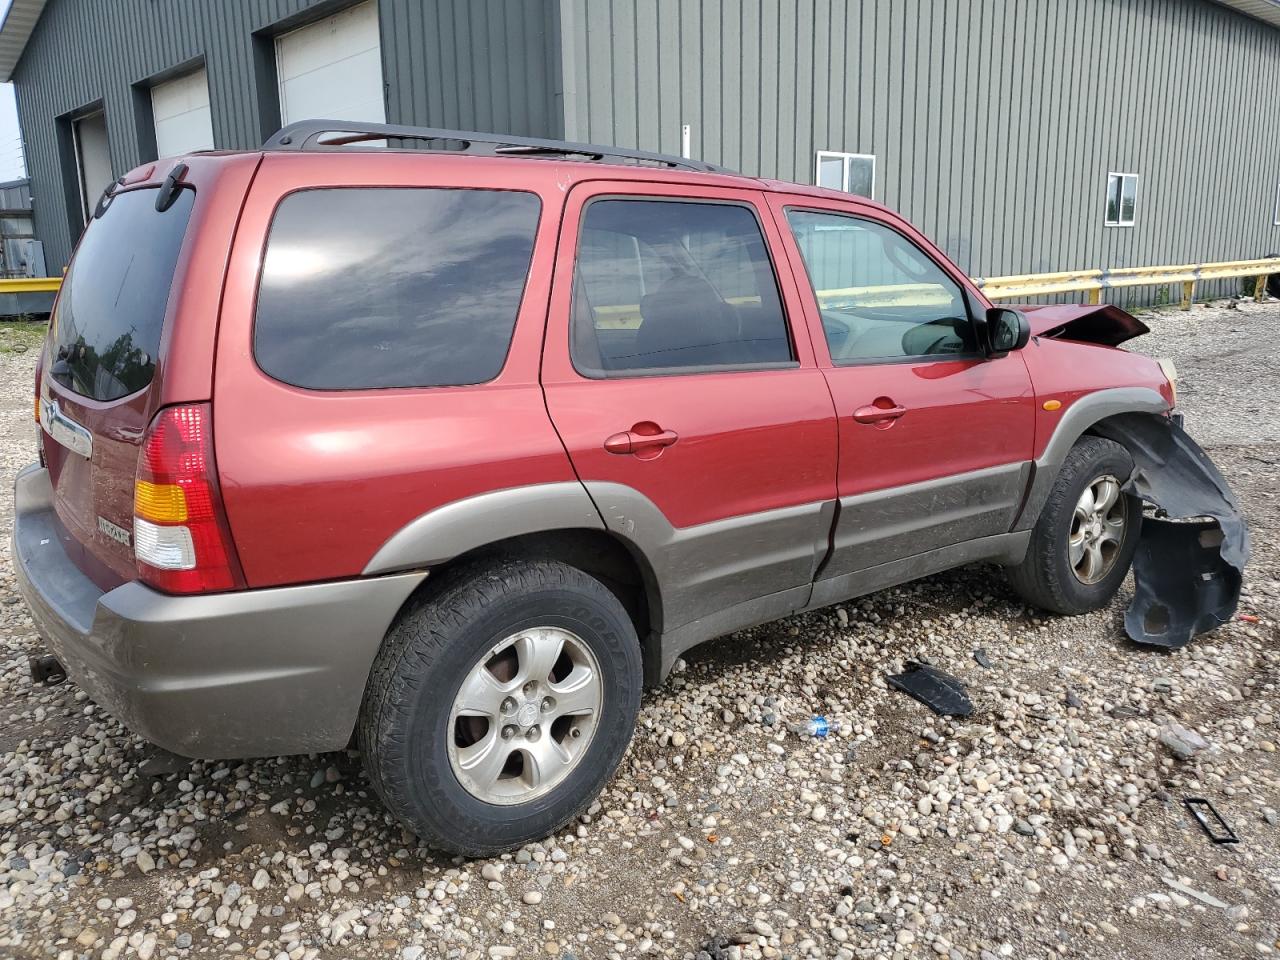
[604,423,679,457]
[852,399,908,425]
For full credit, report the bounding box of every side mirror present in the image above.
[984,307,1031,357]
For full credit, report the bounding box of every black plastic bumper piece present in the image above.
[1093,414,1249,649]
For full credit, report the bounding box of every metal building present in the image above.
[1,0,1278,295]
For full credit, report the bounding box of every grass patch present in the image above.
[0,317,48,354]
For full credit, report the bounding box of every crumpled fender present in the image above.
[1091,414,1249,648]
[1014,303,1150,346]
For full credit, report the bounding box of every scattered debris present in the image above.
[886,663,974,717]
[27,653,66,686]
[1159,722,1210,761]
[973,647,993,669]
[1161,875,1231,910]
[1184,797,1239,844]
[1093,414,1249,649]
[137,750,189,778]
[804,715,830,737]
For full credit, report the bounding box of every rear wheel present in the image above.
[358,559,642,856]
[1006,436,1142,615]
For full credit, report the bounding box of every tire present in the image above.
[1006,436,1142,615]
[358,559,642,856]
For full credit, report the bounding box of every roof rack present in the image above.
[262,119,725,173]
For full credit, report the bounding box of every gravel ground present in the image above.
[1,301,1277,960]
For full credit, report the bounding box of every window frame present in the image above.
[1105,172,1139,227]
[782,204,983,367]
[250,184,542,392]
[569,194,800,380]
[815,150,877,198]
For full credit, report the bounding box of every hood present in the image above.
[1013,303,1150,347]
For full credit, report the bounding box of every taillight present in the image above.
[134,403,243,594]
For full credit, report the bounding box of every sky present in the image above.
[0,84,24,181]
[0,0,24,182]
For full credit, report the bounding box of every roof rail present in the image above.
[262,120,725,173]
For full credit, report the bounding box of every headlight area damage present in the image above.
[1093,414,1249,649]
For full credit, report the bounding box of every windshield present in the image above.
[49,186,195,401]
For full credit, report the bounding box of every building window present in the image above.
[1274,182,1280,226]
[1105,172,1139,227]
[816,151,875,198]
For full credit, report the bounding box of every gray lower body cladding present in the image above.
[12,464,426,759]
[585,467,1033,682]
[822,462,1030,579]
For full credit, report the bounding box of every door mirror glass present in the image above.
[985,307,1031,356]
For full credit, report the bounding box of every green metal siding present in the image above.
[14,0,559,271]
[558,0,1280,302]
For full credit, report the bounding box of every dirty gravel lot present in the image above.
[0,301,1277,960]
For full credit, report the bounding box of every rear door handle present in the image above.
[852,400,907,424]
[604,425,679,456]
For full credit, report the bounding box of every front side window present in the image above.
[815,151,875,198]
[254,187,540,390]
[571,199,793,375]
[786,209,975,362]
[1105,172,1139,226]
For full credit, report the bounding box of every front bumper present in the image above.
[11,464,426,759]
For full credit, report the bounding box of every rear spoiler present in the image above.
[1012,303,1150,347]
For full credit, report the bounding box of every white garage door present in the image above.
[74,111,112,222]
[152,68,215,157]
[276,0,385,126]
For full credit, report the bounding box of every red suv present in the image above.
[14,121,1177,855]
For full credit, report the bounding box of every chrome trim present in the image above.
[40,398,93,458]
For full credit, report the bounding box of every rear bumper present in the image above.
[11,464,426,759]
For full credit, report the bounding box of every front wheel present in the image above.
[1006,436,1142,615]
[358,559,642,856]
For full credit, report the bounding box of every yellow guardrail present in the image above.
[0,276,63,294]
[975,257,1280,310]
[2,255,1276,315]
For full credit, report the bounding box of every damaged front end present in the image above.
[1093,413,1249,649]
[1013,300,1248,649]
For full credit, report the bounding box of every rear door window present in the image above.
[253,187,540,390]
[49,186,195,401]
[571,198,793,375]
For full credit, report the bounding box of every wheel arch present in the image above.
[363,483,665,685]
[1014,387,1169,532]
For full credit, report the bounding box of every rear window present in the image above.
[253,187,541,390]
[49,186,194,401]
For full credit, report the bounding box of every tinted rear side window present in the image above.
[254,188,540,390]
[50,187,194,401]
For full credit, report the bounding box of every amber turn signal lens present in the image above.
[134,479,189,523]
[1042,399,1062,411]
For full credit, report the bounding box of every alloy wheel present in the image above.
[447,627,602,805]
[1069,474,1127,585]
